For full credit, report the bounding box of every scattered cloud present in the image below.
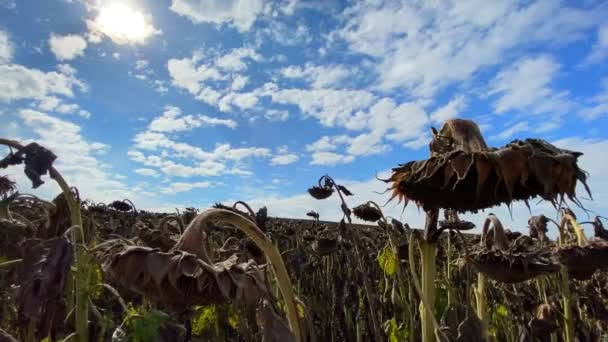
[281,63,353,88]
[170,0,265,32]
[310,151,354,166]
[168,48,262,106]
[148,105,237,132]
[0,30,13,63]
[580,78,608,120]
[583,22,608,65]
[49,33,87,61]
[0,63,87,103]
[430,95,467,125]
[161,181,214,194]
[338,1,604,96]
[270,146,299,165]
[491,121,529,141]
[488,55,571,117]
[135,168,160,177]
[264,109,289,121]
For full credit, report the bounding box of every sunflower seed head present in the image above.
[307,186,334,200]
[352,203,382,222]
[109,200,132,212]
[306,210,320,219]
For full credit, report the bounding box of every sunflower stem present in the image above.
[559,266,574,342]
[420,240,437,342]
[475,273,487,323]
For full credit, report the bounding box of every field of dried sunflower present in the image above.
[1,119,608,342]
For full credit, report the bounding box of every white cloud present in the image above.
[161,181,214,194]
[306,135,352,152]
[49,34,87,61]
[148,105,237,132]
[261,21,311,46]
[130,115,272,178]
[35,96,91,119]
[135,168,160,177]
[488,55,570,116]
[264,109,289,122]
[218,91,259,112]
[430,95,467,124]
[583,22,608,65]
[135,59,150,70]
[580,79,608,120]
[403,132,432,150]
[270,146,299,166]
[168,54,223,94]
[264,88,376,128]
[491,121,529,141]
[310,151,354,166]
[281,63,353,88]
[231,74,248,91]
[112,52,120,60]
[0,63,87,103]
[170,0,264,32]
[167,48,262,109]
[338,1,604,96]
[0,30,13,63]
[215,47,261,71]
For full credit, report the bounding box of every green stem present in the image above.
[476,273,486,322]
[559,266,574,342]
[419,240,437,342]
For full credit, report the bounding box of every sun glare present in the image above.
[91,2,156,44]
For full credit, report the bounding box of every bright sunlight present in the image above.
[89,2,157,44]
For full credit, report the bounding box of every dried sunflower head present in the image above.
[352,203,382,222]
[528,303,558,336]
[306,210,320,220]
[0,175,16,197]
[307,186,333,200]
[109,200,133,212]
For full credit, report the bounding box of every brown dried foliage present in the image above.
[352,203,382,222]
[528,303,559,339]
[469,215,560,283]
[0,175,15,198]
[98,244,269,311]
[386,119,590,212]
[556,241,608,280]
[16,238,73,340]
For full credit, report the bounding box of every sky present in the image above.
[1,0,608,233]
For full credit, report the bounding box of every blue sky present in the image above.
[1,0,608,231]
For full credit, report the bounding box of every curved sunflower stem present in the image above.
[174,208,305,342]
[0,138,88,342]
[564,214,588,246]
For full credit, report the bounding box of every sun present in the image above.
[90,2,157,44]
